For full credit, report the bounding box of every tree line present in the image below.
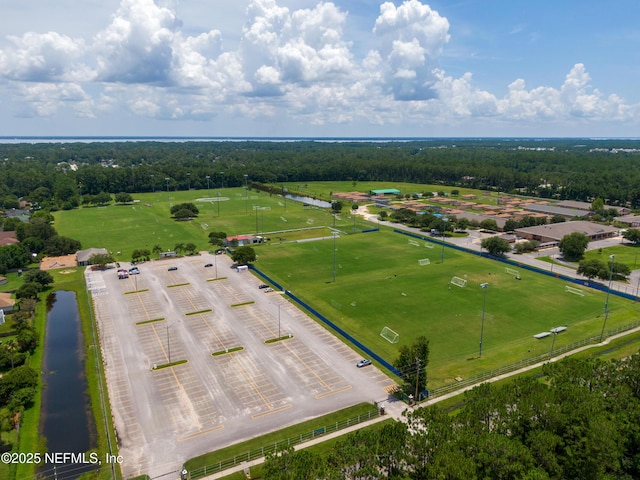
[263,354,640,479]
[1,140,640,212]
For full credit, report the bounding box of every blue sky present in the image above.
[0,0,638,137]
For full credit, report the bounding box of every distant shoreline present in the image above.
[1,136,640,144]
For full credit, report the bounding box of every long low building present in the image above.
[514,221,619,244]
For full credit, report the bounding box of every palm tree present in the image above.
[174,243,185,255]
[152,244,163,258]
[6,339,18,369]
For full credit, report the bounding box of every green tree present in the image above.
[173,208,196,221]
[558,232,589,261]
[22,270,54,289]
[231,246,256,265]
[208,231,227,247]
[152,244,163,258]
[622,228,640,245]
[88,253,115,267]
[481,236,511,256]
[170,203,199,217]
[114,192,133,204]
[577,258,607,280]
[0,365,38,403]
[479,218,499,231]
[185,243,197,255]
[15,283,41,300]
[394,335,430,399]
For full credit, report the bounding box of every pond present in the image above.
[39,290,96,479]
[284,193,332,208]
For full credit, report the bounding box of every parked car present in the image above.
[204,263,213,268]
[258,284,269,289]
[356,359,372,368]
[129,267,140,274]
[215,249,225,255]
[168,266,178,271]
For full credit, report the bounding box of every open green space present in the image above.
[253,229,640,387]
[583,242,640,270]
[53,187,371,262]
[51,184,640,390]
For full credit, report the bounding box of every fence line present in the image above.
[427,320,640,399]
[248,265,400,376]
[188,409,379,479]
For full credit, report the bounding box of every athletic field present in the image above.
[52,186,640,388]
[253,230,640,387]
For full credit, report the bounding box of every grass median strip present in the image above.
[135,317,165,325]
[125,289,149,295]
[265,335,294,344]
[211,346,244,357]
[207,277,227,282]
[152,359,188,370]
[168,283,190,288]
[230,301,255,308]
[185,309,212,316]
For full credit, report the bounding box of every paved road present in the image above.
[89,252,397,479]
[360,207,639,298]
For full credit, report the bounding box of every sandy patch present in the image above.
[40,254,77,270]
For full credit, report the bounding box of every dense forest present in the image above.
[0,139,640,210]
[263,354,640,479]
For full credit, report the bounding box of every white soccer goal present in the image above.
[505,267,520,277]
[450,276,467,288]
[418,258,431,266]
[408,240,420,247]
[380,326,400,344]
[565,285,585,297]
[424,243,434,249]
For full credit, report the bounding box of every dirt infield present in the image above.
[40,254,77,270]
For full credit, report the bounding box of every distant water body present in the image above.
[0,136,438,144]
[2,136,637,145]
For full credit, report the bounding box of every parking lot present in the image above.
[89,253,396,479]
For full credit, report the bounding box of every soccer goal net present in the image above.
[450,276,467,288]
[505,267,519,277]
[380,326,400,344]
[565,285,585,296]
[418,258,431,266]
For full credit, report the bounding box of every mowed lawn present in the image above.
[254,230,640,387]
[53,188,370,261]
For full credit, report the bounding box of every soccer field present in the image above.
[254,230,640,387]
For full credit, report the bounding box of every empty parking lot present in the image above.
[90,253,395,479]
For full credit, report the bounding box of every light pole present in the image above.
[165,177,170,200]
[206,175,211,198]
[214,251,218,279]
[479,283,488,357]
[255,206,259,234]
[187,172,191,191]
[441,217,449,263]
[332,232,338,282]
[549,330,557,358]
[244,174,249,214]
[600,254,615,342]
[150,174,155,192]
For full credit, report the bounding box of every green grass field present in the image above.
[53,188,371,261]
[253,230,640,387]
[52,184,640,389]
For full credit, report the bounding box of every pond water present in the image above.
[284,193,332,208]
[40,290,95,479]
